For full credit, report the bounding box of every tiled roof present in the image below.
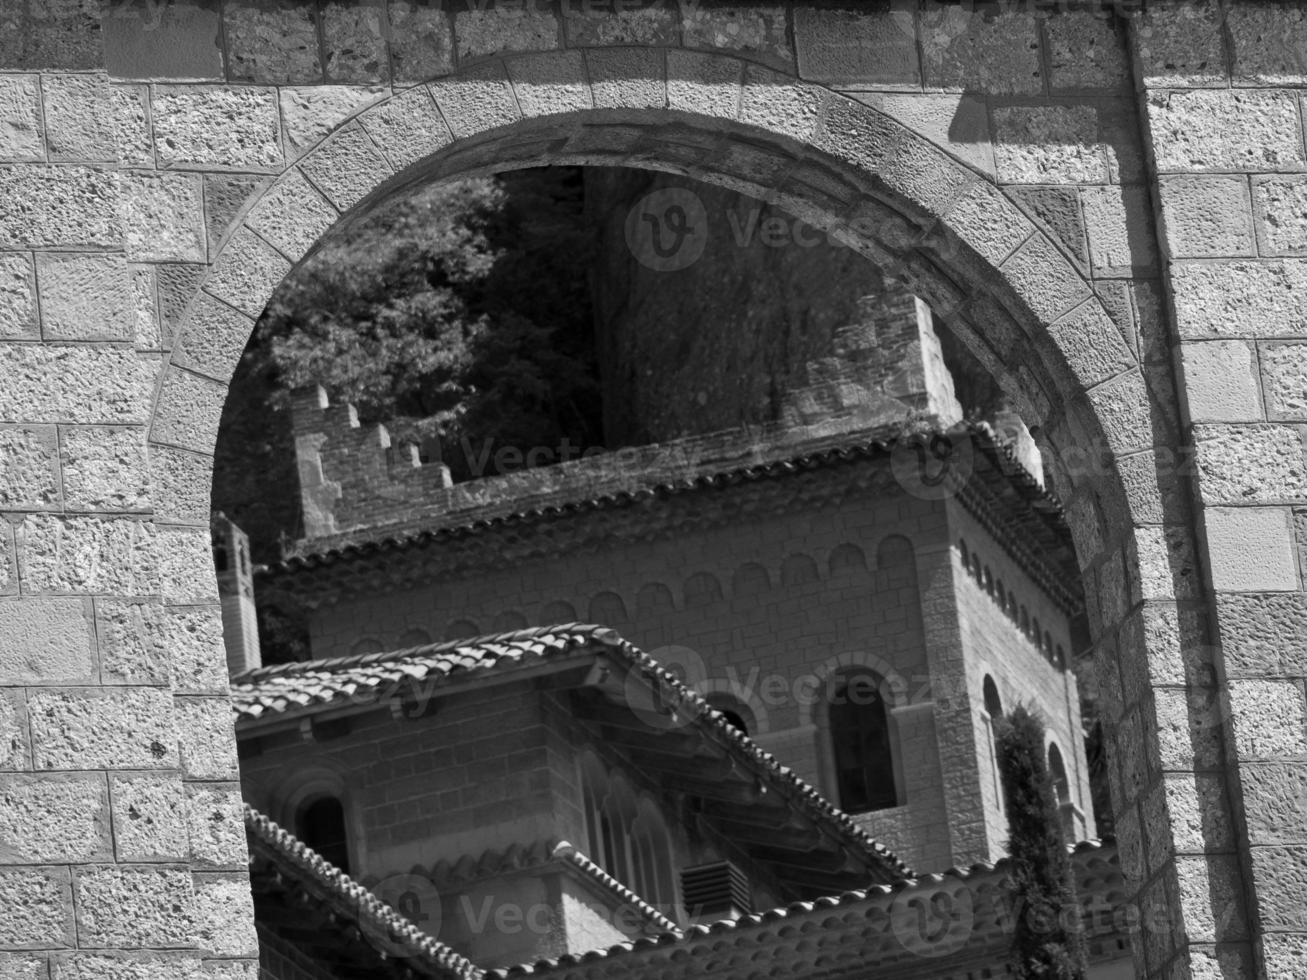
[259,423,1080,614]
[233,624,912,887]
[245,804,482,980]
[484,838,1124,980]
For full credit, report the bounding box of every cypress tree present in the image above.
[994,704,1089,979]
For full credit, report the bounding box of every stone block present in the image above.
[1134,0,1227,87]
[454,6,560,59]
[736,67,822,145]
[918,8,1041,95]
[1176,854,1248,942]
[0,597,96,685]
[1044,11,1128,92]
[1261,342,1307,422]
[1049,301,1136,390]
[1241,763,1307,845]
[158,526,218,605]
[321,0,388,82]
[0,74,44,162]
[101,0,224,81]
[279,85,387,161]
[149,444,212,525]
[51,952,205,980]
[18,515,159,596]
[73,866,196,948]
[681,1,790,69]
[993,105,1109,184]
[1250,845,1307,930]
[430,62,522,139]
[0,253,36,340]
[1180,341,1261,423]
[0,166,122,249]
[999,234,1092,327]
[29,687,177,771]
[1165,772,1233,854]
[1254,176,1307,257]
[564,0,677,47]
[0,867,74,949]
[110,774,188,863]
[0,688,29,771]
[0,0,101,71]
[1153,685,1222,773]
[667,49,743,120]
[170,292,256,384]
[111,84,153,166]
[96,598,169,686]
[1193,424,1307,505]
[389,0,454,83]
[1205,506,1298,592]
[152,86,283,171]
[119,171,206,263]
[175,697,239,779]
[187,783,246,868]
[130,264,159,350]
[943,181,1031,268]
[1227,4,1307,86]
[34,252,133,342]
[508,50,592,118]
[298,124,394,211]
[0,425,60,510]
[814,94,898,177]
[203,174,266,258]
[1132,525,1199,603]
[224,0,321,84]
[585,46,664,112]
[205,227,291,319]
[0,953,46,979]
[202,960,259,980]
[164,605,227,694]
[357,85,452,171]
[192,874,257,957]
[42,73,116,163]
[1218,593,1307,676]
[793,3,917,87]
[0,773,111,863]
[1172,260,1307,339]
[1265,934,1307,980]
[1159,175,1255,258]
[1148,89,1304,174]
[60,425,150,512]
[150,367,227,454]
[1228,680,1307,761]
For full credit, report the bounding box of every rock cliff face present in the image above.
[585,168,906,445]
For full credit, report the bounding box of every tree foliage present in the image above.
[995,705,1089,980]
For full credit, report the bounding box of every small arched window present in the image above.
[297,796,350,874]
[982,676,1003,719]
[706,693,755,736]
[1049,744,1071,807]
[580,755,675,907]
[827,669,897,813]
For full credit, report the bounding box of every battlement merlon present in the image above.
[289,385,453,540]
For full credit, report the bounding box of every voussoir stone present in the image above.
[999,234,1092,326]
[586,47,664,111]
[430,63,521,139]
[1050,301,1137,389]
[508,50,592,118]
[170,292,255,384]
[298,124,394,211]
[357,86,451,172]
[150,368,228,454]
[245,169,338,261]
[667,49,744,120]
[205,227,292,319]
[149,443,213,526]
[279,85,388,160]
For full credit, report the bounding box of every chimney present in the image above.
[211,512,262,676]
[784,279,963,432]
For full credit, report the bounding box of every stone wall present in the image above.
[2,1,1306,976]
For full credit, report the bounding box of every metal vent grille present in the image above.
[680,861,752,917]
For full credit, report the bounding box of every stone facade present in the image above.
[1,2,1306,977]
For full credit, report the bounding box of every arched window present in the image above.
[827,669,897,813]
[683,572,723,608]
[706,693,755,736]
[730,562,770,597]
[983,676,1003,719]
[1048,744,1071,806]
[539,601,577,625]
[828,543,867,576]
[297,795,350,874]
[981,676,1004,815]
[580,755,675,907]
[588,592,628,626]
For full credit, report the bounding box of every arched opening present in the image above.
[178,49,1238,975]
[296,795,350,875]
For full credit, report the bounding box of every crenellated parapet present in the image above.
[290,386,453,539]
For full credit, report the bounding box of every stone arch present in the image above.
[147,48,1234,971]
